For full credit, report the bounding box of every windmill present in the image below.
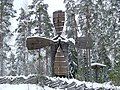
[26,10,70,77]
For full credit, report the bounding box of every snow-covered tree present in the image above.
[64,0,120,82]
[107,0,120,85]
[28,0,53,37]
[15,8,29,76]
[7,52,16,76]
[0,0,16,76]
[64,0,78,79]
[64,0,77,39]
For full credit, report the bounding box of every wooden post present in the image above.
[85,5,92,81]
[91,63,106,83]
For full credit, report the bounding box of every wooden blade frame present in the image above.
[53,10,65,35]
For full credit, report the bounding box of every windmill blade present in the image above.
[26,37,54,50]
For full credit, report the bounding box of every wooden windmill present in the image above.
[26,10,69,77]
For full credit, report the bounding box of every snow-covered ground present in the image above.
[0,75,120,90]
[0,84,55,90]
[0,82,120,90]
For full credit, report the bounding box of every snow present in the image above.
[27,34,69,43]
[91,63,106,67]
[46,76,120,90]
[44,0,65,18]
[52,35,69,43]
[0,74,35,80]
[27,35,52,40]
[52,34,77,44]
[0,75,120,90]
[0,84,54,90]
[68,38,75,44]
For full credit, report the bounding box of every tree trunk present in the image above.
[0,0,4,76]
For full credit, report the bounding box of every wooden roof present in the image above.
[26,37,54,50]
[76,35,93,49]
[91,63,106,69]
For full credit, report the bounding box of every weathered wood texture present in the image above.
[51,40,69,77]
[54,47,68,76]
[53,10,65,35]
[26,37,54,50]
[76,35,93,49]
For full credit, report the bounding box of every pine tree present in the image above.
[28,0,53,37]
[15,8,29,76]
[64,0,79,79]
[64,0,77,39]
[7,52,16,76]
[0,0,16,76]
[64,0,120,82]
[107,0,120,85]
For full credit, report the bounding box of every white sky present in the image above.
[13,0,65,17]
[44,0,65,17]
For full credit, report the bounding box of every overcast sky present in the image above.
[44,0,65,16]
[13,0,65,17]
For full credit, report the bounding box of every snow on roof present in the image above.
[68,38,75,44]
[27,34,69,43]
[51,34,59,39]
[26,36,55,43]
[27,35,47,39]
[77,30,82,37]
[91,63,106,67]
[52,35,68,42]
